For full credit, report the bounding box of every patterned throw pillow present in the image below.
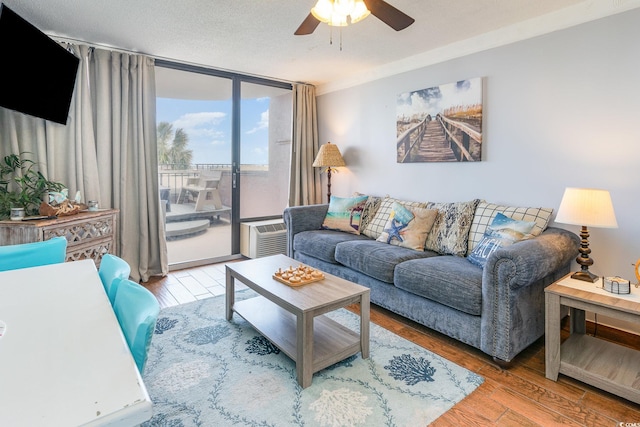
[362,197,427,240]
[466,201,553,255]
[321,195,369,235]
[467,213,536,268]
[424,199,480,256]
[375,202,438,251]
[359,195,383,236]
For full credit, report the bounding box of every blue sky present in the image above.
[156,97,270,165]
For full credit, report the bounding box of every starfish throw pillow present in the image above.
[376,202,438,251]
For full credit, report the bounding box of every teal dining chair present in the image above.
[112,278,160,374]
[0,237,67,272]
[98,254,131,304]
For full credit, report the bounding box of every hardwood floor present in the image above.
[143,262,640,426]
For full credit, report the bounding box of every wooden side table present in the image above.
[0,209,118,267]
[545,274,640,404]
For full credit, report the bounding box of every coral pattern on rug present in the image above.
[142,290,483,426]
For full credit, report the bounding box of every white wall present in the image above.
[316,9,640,330]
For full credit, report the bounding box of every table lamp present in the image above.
[555,187,618,282]
[313,142,345,201]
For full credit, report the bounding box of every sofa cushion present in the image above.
[376,202,438,251]
[424,199,480,256]
[335,240,437,283]
[467,213,536,268]
[394,256,484,316]
[321,195,369,235]
[362,197,427,240]
[467,201,553,255]
[293,230,370,264]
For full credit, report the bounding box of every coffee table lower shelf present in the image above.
[233,296,361,373]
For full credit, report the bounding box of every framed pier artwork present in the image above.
[396,77,483,163]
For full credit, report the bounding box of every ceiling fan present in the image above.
[295,0,415,35]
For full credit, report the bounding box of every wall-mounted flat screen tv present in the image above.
[0,3,79,125]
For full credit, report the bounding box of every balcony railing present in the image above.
[158,163,231,171]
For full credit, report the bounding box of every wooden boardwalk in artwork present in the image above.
[412,120,457,162]
[397,114,482,163]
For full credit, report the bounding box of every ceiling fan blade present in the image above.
[295,13,321,35]
[363,0,415,31]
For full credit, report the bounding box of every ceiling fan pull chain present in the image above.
[340,27,343,51]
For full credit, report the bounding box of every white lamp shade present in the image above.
[555,187,618,228]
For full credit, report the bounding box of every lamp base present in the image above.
[571,225,599,283]
[570,270,598,283]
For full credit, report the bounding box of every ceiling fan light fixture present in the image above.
[311,0,370,27]
[295,0,414,36]
[311,0,333,23]
[330,14,348,27]
[350,1,371,24]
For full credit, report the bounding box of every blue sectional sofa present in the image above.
[284,199,579,365]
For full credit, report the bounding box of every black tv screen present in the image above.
[0,3,79,125]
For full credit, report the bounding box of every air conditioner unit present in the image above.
[240,219,287,259]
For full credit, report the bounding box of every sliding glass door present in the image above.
[155,62,291,269]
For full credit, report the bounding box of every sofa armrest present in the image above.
[484,227,580,290]
[283,204,329,257]
[480,227,579,362]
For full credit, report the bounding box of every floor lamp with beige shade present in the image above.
[313,142,345,202]
[555,187,618,282]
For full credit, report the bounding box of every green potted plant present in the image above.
[0,153,65,220]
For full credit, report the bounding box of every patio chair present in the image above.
[0,237,67,272]
[177,170,223,211]
[112,278,160,374]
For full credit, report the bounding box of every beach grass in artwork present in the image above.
[321,195,368,234]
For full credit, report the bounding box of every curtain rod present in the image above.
[50,34,302,86]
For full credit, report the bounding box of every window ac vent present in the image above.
[240,219,287,259]
[255,222,286,234]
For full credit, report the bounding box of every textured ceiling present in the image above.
[3,0,638,89]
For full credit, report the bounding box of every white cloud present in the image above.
[396,78,482,120]
[246,109,269,134]
[438,78,481,108]
[173,111,228,140]
[174,111,226,129]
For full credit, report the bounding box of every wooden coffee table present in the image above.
[225,254,370,388]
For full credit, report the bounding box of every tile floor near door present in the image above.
[144,261,241,309]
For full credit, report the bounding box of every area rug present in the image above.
[141,290,483,427]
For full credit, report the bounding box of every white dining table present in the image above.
[0,259,153,426]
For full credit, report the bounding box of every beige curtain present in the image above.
[0,44,167,282]
[289,83,322,207]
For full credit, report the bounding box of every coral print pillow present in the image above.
[376,202,438,251]
[467,213,536,268]
[321,195,369,235]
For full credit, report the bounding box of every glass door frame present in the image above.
[156,60,292,264]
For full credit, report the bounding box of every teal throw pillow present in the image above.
[467,212,536,268]
[321,195,369,235]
